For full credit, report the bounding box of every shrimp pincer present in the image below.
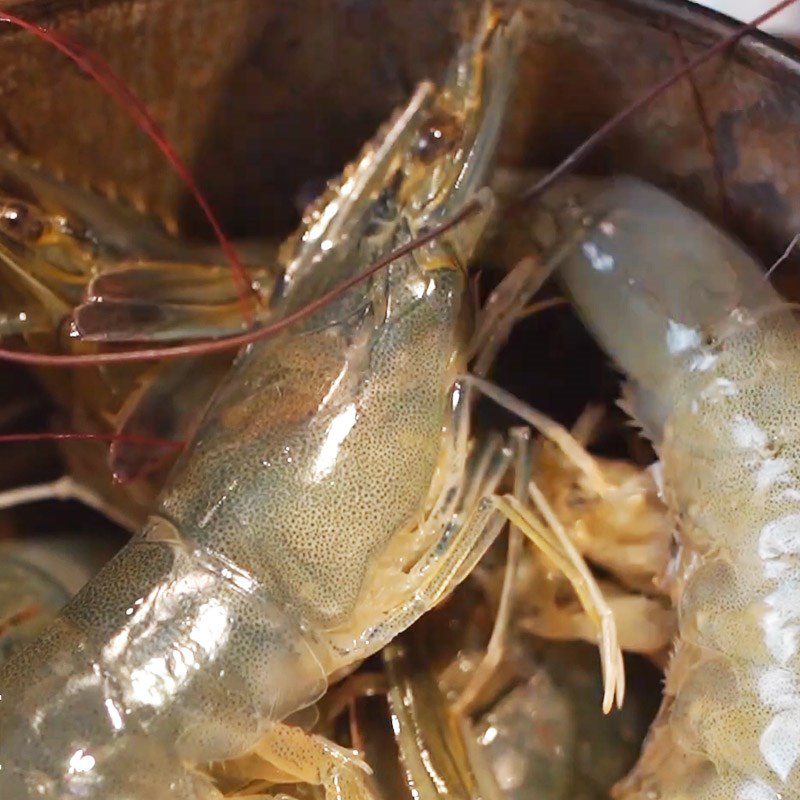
[548,175,800,798]
[0,8,526,799]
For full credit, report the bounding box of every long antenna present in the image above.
[0,431,183,448]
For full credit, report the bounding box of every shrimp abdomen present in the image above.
[558,177,800,797]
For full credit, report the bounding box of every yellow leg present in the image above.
[461,376,673,594]
[469,255,554,376]
[452,427,530,717]
[461,374,610,494]
[226,723,377,800]
[491,480,626,713]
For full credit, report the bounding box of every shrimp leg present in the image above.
[459,375,674,669]
[492,486,625,713]
[0,475,139,531]
[453,426,529,717]
[363,411,624,714]
[218,724,377,800]
[384,630,504,800]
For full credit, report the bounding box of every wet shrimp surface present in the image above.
[2,0,800,797]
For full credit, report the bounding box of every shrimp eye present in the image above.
[415,112,460,164]
[0,202,44,242]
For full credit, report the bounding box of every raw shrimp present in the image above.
[547,174,800,798]
[0,8,532,799]
[0,157,273,515]
[0,150,283,493]
[0,150,277,342]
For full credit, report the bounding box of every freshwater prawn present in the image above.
[0,157,267,519]
[0,8,587,799]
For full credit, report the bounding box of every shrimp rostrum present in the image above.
[0,8,539,799]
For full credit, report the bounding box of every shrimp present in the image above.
[541,173,800,798]
[0,149,277,342]
[0,158,274,514]
[0,8,536,799]
[0,148,286,500]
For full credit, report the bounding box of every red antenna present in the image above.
[0,10,255,312]
[0,0,793,370]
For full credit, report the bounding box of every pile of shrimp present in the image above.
[0,0,798,798]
